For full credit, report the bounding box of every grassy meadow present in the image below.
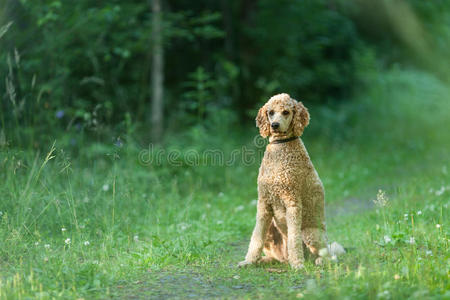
[0,68,449,299]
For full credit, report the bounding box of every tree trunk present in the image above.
[150,0,164,143]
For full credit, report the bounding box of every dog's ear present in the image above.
[293,100,310,137]
[256,104,270,138]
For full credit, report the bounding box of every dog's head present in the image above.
[256,93,310,138]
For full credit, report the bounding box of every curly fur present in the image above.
[239,93,332,269]
[256,106,270,138]
[293,101,310,137]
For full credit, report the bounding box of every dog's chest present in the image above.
[258,144,310,188]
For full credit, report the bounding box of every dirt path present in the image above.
[111,242,252,299]
[111,198,372,299]
[114,270,237,299]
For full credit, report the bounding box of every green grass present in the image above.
[0,69,449,299]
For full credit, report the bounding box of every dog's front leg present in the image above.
[238,204,272,267]
[286,204,304,269]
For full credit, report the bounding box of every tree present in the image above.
[150,0,164,143]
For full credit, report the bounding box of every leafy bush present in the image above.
[244,0,364,106]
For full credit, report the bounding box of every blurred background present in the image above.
[1,0,449,150]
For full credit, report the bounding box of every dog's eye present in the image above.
[282,110,289,115]
[269,110,275,116]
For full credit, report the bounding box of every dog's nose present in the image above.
[271,122,280,129]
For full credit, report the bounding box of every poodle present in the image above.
[238,93,343,269]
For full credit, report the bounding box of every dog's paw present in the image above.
[315,257,324,266]
[237,260,254,268]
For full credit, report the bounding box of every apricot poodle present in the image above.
[238,93,343,269]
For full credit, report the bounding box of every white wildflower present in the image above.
[235,205,245,212]
[44,244,50,249]
[61,227,67,232]
[436,224,441,228]
[102,184,110,191]
[384,235,392,244]
[427,204,436,211]
[178,223,190,231]
[34,241,39,246]
[426,250,432,256]
[417,210,422,215]
[331,255,337,261]
[64,238,71,245]
[133,235,139,242]
[377,290,389,298]
[84,241,90,246]
[435,186,445,196]
[408,237,415,244]
[373,190,388,207]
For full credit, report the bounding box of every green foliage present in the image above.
[246,0,363,104]
[0,0,380,148]
[0,0,225,147]
[2,0,448,148]
[182,66,217,122]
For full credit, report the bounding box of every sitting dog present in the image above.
[238,93,343,269]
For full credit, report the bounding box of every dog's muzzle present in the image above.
[271,122,280,130]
